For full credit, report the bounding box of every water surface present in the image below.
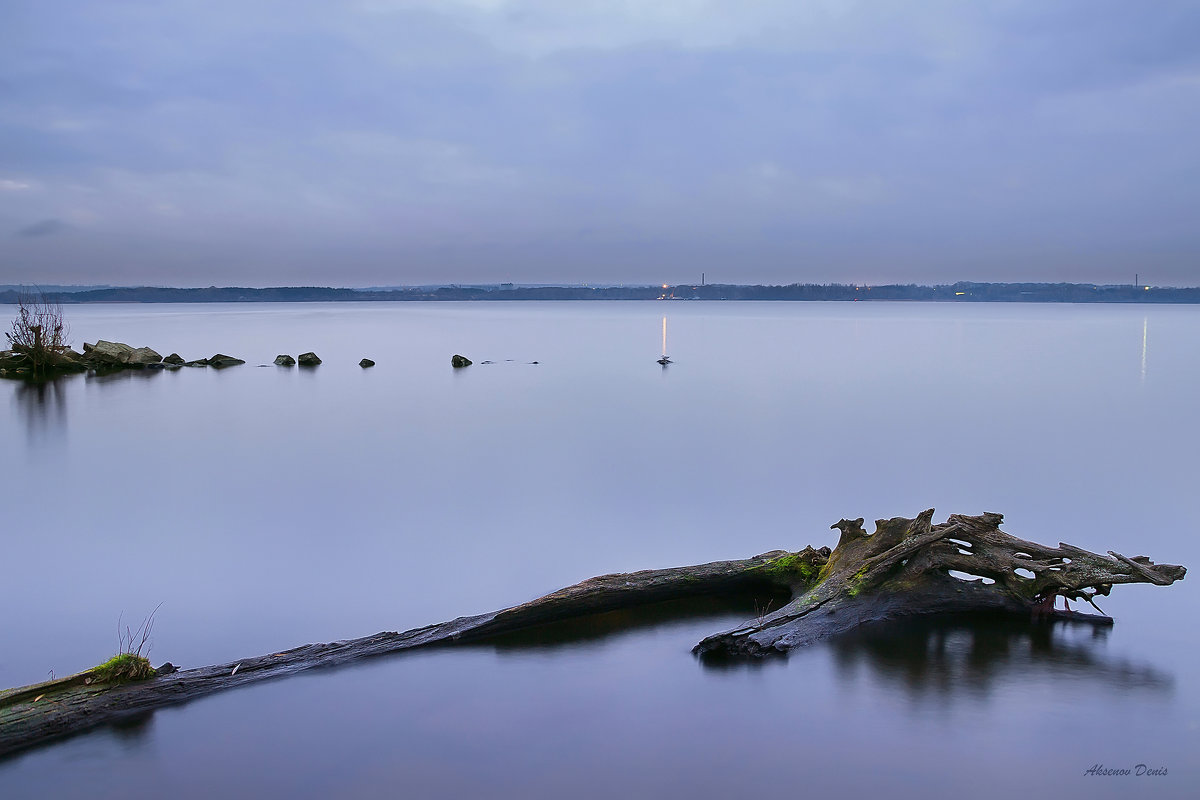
[1,301,1196,798]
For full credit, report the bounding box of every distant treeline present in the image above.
[2,282,1198,304]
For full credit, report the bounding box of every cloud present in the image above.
[15,218,69,238]
[0,0,1197,284]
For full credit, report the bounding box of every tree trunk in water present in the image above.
[0,510,1185,758]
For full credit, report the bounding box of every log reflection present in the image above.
[828,613,1172,697]
[473,589,791,653]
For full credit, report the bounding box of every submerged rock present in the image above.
[297,352,321,366]
[359,358,375,368]
[451,354,472,368]
[274,354,296,367]
[207,354,245,368]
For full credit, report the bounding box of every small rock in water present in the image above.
[359,358,375,368]
[162,353,186,365]
[184,358,209,367]
[451,354,473,368]
[208,354,246,368]
[297,352,321,366]
[274,354,296,366]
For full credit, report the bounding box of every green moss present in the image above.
[757,552,822,584]
[846,566,871,598]
[93,653,155,683]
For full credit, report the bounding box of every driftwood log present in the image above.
[0,510,1185,759]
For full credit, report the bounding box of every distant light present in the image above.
[662,284,669,289]
[955,292,965,296]
[1144,286,1150,290]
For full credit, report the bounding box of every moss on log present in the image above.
[0,510,1185,759]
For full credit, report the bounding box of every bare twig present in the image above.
[5,288,70,376]
[117,603,162,659]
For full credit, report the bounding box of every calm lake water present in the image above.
[1,301,1197,799]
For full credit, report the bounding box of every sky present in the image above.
[1,0,1198,287]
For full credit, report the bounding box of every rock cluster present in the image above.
[0,340,251,377]
[3,343,500,378]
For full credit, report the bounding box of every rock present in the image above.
[207,354,245,368]
[184,359,209,367]
[48,349,89,373]
[297,352,321,366]
[84,340,134,365]
[359,358,375,368]
[274,354,296,367]
[0,350,26,370]
[162,353,185,365]
[127,347,163,366]
[451,354,472,368]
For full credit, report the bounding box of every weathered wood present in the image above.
[694,510,1185,657]
[0,510,1185,759]
[0,549,817,759]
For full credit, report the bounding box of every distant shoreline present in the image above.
[2,282,1198,304]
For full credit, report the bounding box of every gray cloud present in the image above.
[15,218,69,238]
[0,0,1198,285]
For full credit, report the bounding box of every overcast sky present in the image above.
[2,0,1198,287]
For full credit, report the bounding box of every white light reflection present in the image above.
[1141,317,1148,384]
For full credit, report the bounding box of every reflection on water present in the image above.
[457,597,1174,702]
[9,367,167,443]
[85,367,165,386]
[1141,316,1149,383]
[830,613,1173,700]
[9,374,74,444]
[476,591,791,653]
[106,711,156,749]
